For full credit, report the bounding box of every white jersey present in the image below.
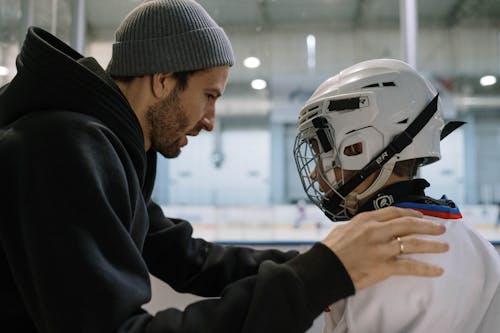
[324,206,500,333]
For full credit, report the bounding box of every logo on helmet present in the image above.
[374,194,394,209]
[376,151,389,165]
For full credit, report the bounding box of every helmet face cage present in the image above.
[293,135,324,209]
[293,117,351,221]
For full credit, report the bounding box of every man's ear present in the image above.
[151,72,175,99]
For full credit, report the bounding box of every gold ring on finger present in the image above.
[396,236,404,255]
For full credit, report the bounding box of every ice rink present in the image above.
[161,204,500,247]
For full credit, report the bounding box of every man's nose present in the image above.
[202,107,215,131]
[187,109,215,136]
[201,111,215,132]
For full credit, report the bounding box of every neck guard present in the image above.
[357,178,459,213]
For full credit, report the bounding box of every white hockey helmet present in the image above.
[294,59,444,221]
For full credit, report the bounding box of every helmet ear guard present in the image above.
[337,128,384,170]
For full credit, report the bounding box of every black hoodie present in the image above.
[0,27,354,333]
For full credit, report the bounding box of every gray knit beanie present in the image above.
[107,0,234,76]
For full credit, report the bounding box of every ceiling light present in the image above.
[306,34,316,71]
[480,75,497,86]
[251,79,267,90]
[0,66,9,76]
[243,57,261,69]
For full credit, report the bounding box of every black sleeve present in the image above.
[143,201,299,297]
[1,113,354,333]
[146,243,354,333]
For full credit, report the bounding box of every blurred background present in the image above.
[2,0,500,235]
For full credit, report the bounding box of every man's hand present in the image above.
[321,206,449,291]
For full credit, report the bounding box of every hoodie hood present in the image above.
[0,27,156,196]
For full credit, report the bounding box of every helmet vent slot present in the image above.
[362,83,380,88]
[383,81,396,86]
[305,111,318,121]
[397,118,409,124]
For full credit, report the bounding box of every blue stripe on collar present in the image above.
[395,202,462,219]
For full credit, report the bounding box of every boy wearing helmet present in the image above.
[294,59,500,332]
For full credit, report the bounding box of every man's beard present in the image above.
[146,87,190,158]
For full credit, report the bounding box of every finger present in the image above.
[381,217,446,238]
[355,206,423,224]
[389,257,445,277]
[389,236,449,256]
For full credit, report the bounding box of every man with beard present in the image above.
[0,1,449,332]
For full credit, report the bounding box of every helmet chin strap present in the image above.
[344,161,396,214]
[355,160,396,201]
